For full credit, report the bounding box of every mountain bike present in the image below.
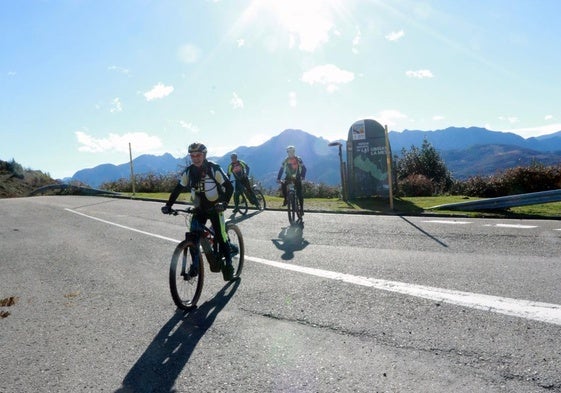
[235,177,266,215]
[167,207,244,310]
[282,177,303,225]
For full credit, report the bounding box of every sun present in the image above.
[238,0,348,52]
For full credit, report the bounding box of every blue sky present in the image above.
[2,0,560,179]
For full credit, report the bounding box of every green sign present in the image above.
[346,119,391,197]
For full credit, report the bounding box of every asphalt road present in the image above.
[1,196,560,393]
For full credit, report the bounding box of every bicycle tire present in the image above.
[237,192,249,215]
[253,188,266,211]
[295,195,303,222]
[226,223,244,280]
[169,240,204,310]
[287,191,297,225]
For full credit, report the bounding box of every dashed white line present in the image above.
[495,223,538,229]
[67,208,561,326]
[423,220,472,224]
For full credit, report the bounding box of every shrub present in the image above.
[395,138,453,194]
[398,174,434,196]
[452,162,561,198]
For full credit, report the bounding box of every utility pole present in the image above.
[328,141,347,201]
[129,142,136,195]
[384,125,393,210]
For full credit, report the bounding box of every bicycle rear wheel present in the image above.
[237,192,249,215]
[226,223,244,279]
[253,188,266,211]
[169,240,204,310]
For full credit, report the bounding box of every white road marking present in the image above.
[422,220,472,224]
[67,208,561,326]
[495,224,538,229]
[65,208,180,243]
[247,257,561,326]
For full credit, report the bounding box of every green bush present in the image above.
[454,163,561,198]
[394,138,453,196]
[398,174,434,197]
[100,173,178,193]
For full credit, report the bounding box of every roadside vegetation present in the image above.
[0,159,57,198]
[3,140,561,219]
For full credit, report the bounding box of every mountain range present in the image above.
[69,127,561,189]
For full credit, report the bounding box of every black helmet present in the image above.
[188,142,207,154]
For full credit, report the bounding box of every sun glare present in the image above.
[241,0,347,52]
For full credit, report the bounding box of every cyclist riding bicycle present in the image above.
[277,145,307,211]
[227,152,253,213]
[161,142,235,281]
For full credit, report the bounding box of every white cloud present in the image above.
[508,123,561,138]
[301,64,354,92]
[144,83,174,101]
[385,30,405,41]
[7,71,16,76]
[352,29,361,54]
[405,69,434,79]
[76,131,163,153]
[545,114,554,120]
[433,115,445,121]
[110,98,122,113]
[376,110,407,127]
[498,116,519,124]
[179,121,200,133]
[178,44,201,64]
[237,39,245,47]
[231,92,244,109]
[107,65,130,75]
[288,91,297,107]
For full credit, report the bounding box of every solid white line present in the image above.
[66,208,561,326]
[65,208,180,243]
[244,257,561,326]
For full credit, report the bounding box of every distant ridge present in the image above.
[69,127,561,188]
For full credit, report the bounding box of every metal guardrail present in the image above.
[29,184,120,197]
[429,189,561,211]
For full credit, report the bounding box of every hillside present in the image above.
[67,127,561,188]
[0,160,58,198]
[442,144,561,179]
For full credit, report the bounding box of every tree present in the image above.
[395,138,453,194]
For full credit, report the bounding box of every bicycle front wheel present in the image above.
[169,240,204,310]
[287,191,297,225]
[295,196,303,222]
[226,223,244,279]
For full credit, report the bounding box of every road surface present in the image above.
[1,196,560,392]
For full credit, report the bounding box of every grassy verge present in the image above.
[122,193,561,219]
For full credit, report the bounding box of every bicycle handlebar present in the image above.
[167,203,227,216]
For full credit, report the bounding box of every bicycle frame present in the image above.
[167,207,245,310]
[283,178,302,225]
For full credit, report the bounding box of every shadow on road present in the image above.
[398,216,448,248]
[228,209,261,223]
[115,279,241,393]
[271,223,309,260]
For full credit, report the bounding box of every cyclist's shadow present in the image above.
[271,223,309,260]
[115,279,241,393]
